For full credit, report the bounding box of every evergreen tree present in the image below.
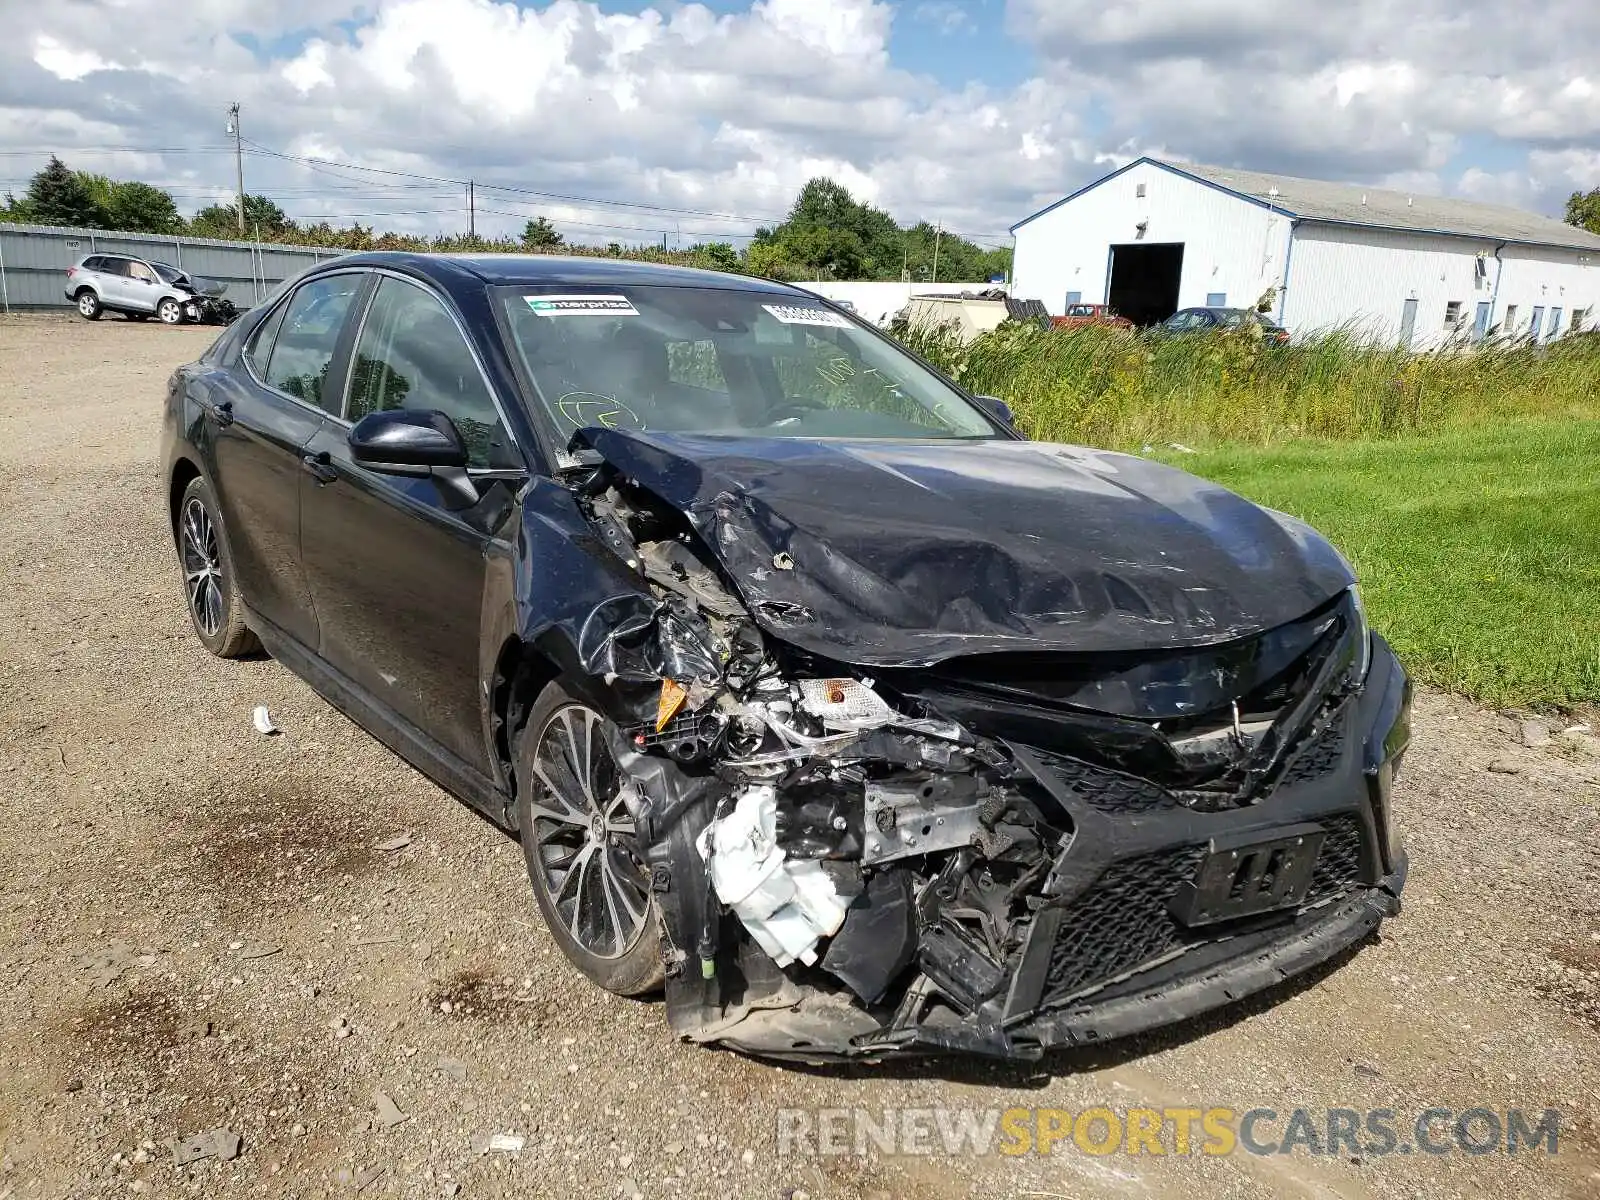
[24,156,104,228]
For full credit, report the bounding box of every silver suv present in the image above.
[64,254,230,324]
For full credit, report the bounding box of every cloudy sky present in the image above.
[2,0,1597,247]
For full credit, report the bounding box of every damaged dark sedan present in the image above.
[162,253,1411,1062]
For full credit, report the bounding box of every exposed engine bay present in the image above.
[547,439,1411,1062]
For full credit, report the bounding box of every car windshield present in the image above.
[151,262,185,284]
[498,285,998,445]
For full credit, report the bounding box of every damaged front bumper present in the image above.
[631,635,1410,1064]
[553,453,1412,1064]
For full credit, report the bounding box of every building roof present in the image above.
[1011,157,1600,253]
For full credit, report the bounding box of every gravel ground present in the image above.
[1,312,1597,1200]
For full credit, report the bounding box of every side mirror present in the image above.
[348,409,477,509]
[974,394,1017,428]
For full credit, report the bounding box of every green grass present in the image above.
[1166,420,1600,709]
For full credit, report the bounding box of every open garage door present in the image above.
[1107,243,1184,326]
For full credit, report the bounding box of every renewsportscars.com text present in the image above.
[775,1106,1563,1158]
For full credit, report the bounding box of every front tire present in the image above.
[175,476,259,658]
[157,298,185,325]
[75,290,102,320]
[513,683,663,996]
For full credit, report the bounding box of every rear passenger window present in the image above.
[347,277,514,468]
[263,274,362,411]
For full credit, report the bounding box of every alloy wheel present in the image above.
[180,497,224,637]
[159,299,183,324]
[526,704,651,961]
[78,294,97,316]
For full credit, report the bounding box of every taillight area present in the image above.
[66,267,76,278]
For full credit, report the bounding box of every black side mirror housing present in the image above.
[348,410,477,508]
[974,394,1017,429]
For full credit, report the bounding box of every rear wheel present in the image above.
[513,683,663,996]
[75,290,102,320]
[175,476,259,658]
[157,297,185,325]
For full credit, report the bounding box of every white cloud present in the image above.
[0,0,1095,245]
[1007,0,1600,211]
[32,35,119,81]
[0,0,1595,244]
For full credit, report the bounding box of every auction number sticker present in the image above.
[763,303,853,328]
[524,294,638,316]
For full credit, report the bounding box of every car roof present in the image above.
[321,251,807,296]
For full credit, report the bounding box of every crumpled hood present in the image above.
[578,428,1355,667]
[179,275,227,297]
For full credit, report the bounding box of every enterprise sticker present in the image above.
[524,294,638,316]
[763,303,853,328]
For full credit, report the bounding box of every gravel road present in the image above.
[1,313,1597,1199]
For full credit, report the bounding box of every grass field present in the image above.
[1169,420,1600,710]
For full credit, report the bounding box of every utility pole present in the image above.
[932,221,942,284]
[227,102,245,234]
[467,180,475,239]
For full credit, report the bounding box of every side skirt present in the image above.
[245,605,514,831]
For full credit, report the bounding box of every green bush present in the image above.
[893,319,1600,448]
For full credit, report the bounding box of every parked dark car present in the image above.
[67,254,238,325]
[1160,306,1291,344]
[162,253,1409,1062]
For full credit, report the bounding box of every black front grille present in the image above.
[1304,813,1365,904]
[1049,756,1181,814]
[1281,727,1347,786]
[1043,815,1369,1002]
[1044,844,1205,999]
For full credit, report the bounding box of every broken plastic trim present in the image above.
[557,440,1402,1062]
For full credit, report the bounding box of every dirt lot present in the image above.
[1,312,1598,1200]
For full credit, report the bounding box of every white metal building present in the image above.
[1011,158,1600,348]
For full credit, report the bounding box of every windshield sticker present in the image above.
[525,294,638,317]
[763,303,853,329]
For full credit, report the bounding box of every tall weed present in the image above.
[893,319,1600,448]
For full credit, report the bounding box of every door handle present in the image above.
[301,452,339,484]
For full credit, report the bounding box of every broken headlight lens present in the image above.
[795,678,895,730]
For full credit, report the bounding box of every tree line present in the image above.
[1,155,1013,282]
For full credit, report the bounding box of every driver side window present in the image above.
[348,277,514,468]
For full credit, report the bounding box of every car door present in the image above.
[124,260,163,312]
[298,273,522,775]
[207,270,368,650]
[95,257,135,310]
